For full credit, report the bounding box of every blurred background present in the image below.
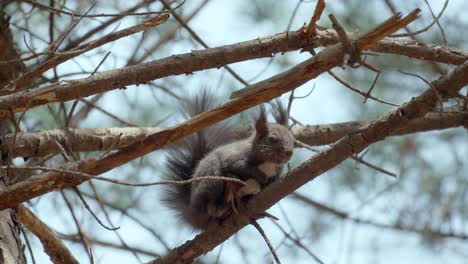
[3,0,467,263]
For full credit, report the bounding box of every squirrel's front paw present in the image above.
[207,202,229,218]
[237,179,261,198]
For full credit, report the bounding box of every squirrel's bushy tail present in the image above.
[162,91,237,228]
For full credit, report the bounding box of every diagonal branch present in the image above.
[150,59,468,264]
[292,109,468,146]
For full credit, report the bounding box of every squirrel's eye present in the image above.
[268,136,279,143]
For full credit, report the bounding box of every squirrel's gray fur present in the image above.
[162,92,294,229]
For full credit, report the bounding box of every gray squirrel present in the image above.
[162,92,294,229]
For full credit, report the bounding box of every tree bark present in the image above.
[0,8,26,264]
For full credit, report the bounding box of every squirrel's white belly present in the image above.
[258,162,280,178]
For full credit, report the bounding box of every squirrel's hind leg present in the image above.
[191,178,230,218]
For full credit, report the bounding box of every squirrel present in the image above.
[162,91,295,230]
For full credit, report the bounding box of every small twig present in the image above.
[363,69,381,104]
[391,0,448,38]
[2,165,246,187]
[72,187,119,231]
[351,154,397,178]
[328,70,399,107]
[398,70,443,110]
[305,0,326,34]
[270,219,324,264]
[287,89,295,116]
[47,0,55,51]
[79,99,137,127]
[60,233,159,258]
[65,49,109,125]
[61,191,94,262]
[7,104,31,177]
[54,140,72,162]
[295,139,397,178]
[287,84,316,116]
[356,9,421,50]
[423,0,448,45]
[329,14,358,66]
[215,243,224,264]
[250,220,282,264]
[22,0,172,18]
[159,0,249,86]
[81,189,171,251]
[131,0,210,65]
[9,13,170,90]
[293,192,468,241]
[21,229,37,264]
[48,4,96,53]
[86,182,143,262]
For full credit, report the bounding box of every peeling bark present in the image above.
[2,110,466,159]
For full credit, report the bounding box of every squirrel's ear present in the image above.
[255,104,268,137]
[271,99,289,126]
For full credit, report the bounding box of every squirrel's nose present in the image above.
[284,150,293,158]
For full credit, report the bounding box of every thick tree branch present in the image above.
[1,14,466,117]
[292,109,467,147]
[15,205,79,264]
[149,60,468,264]
[3,109,466,158]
